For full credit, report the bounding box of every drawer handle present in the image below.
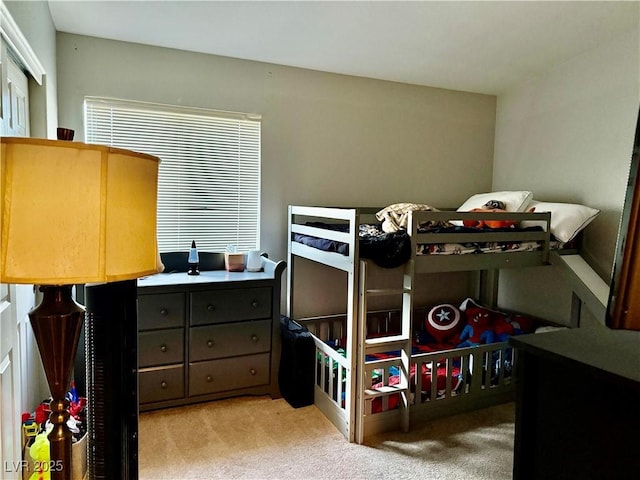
[249,368,257,376]
[207,304,216,312]
[251,334,259,342]
[251,301,259,308]
[160,308,168,316]
[160,381,168,389]
[207,340,214,348]
[160,344,168,353]
[206,375,213,383]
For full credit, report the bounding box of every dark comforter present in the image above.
[293,222,412,268]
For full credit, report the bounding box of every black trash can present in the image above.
[279,316,315,408]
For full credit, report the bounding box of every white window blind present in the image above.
[84,97,260,253]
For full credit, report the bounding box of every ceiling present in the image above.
[47,0,639,95]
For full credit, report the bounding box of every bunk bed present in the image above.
[286,204,553,444]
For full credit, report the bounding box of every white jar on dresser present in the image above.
[136,256,286,411]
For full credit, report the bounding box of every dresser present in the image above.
[136,257,286,411]
[510,326,640,479]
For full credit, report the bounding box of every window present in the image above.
[84,97,261,253]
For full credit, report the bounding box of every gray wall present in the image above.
[54,25,640,323]
[56,34,497,264]
[493,29,640,324]
[56,33,497,316]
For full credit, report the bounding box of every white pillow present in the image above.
[521,201,600,243]
[457,191,533,213]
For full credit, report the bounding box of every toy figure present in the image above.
[424,303,463,347]
[28,432,50,480]
[458,307,495,347]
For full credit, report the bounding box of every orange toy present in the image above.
[463,207,517,229]
[462,200,534,229]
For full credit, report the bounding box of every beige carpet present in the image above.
[139,396,515,480]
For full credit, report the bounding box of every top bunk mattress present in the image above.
[292,221,552,265]
[414,223,552,255]
[288,205,554,271]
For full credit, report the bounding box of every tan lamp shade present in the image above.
[1,137,160,284]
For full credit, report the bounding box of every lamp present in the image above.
[0,135,159,480]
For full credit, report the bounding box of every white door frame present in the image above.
[0,3,46,478]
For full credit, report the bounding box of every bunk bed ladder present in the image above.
[355,257,414,444]
[345,209,360,443]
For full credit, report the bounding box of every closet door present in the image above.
[0,39,33,480]
[0,285,21,479]
[3,48,30,136]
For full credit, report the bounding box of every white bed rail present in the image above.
[301,311,518,440]
[299,315,353,439]
[358,341,517,438]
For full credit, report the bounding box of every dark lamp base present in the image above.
[29,285,84,480]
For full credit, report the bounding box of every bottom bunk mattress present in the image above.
[302,298,537,433]
[315,337,519,415]
[367,344,515,414]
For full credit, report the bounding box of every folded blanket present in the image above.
[376,203,441,233]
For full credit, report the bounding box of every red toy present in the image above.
[493,315,515,342]
[34,403,50,426]
[458,307,495,347]
[425,303,463,346]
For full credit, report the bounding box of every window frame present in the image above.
[84,96,261,254]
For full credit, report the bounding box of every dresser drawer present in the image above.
[139,293,185,330]
[139,329,184,367]
[189,353,270,396]
[189,320,271,362]
[190,287,271,325]
[139,365,184,404]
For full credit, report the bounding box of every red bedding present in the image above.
[371,360,462,413]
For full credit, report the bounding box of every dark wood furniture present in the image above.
[137,257,286,411]
[510,326,640,479]
[608,109,640,330]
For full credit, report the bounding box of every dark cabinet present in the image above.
[137,258,286,411]
[510,327,640,479]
